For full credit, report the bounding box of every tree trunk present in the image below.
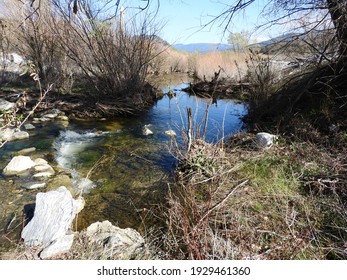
[327,0,347,58]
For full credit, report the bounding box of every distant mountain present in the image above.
[173,43,233,53]
[255,33,298,48]
[172,32,312,54]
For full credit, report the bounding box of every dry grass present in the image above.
[151,46,248,81]
[189,51,248,81]
[160,134,347,260]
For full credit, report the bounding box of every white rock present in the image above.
[39,234,74,259]
[164,129,176,137]
[33,164,55,174]
[84,221,145,259]
[21,186,83,247]
[39,117,50,122]
[3,156,36,176]
[33,171,54,179]
[57,115,69,121]
[0,98,16,111]
[73,177,95,194]
[0,128,29,142]
[12,130,29,140]
[73,196,85,215]
[254,132,278,149]
[24,123,35,130]
[23,182,46,190]
[46,109,62,115]
[34,158,48,165]
[142,124,153,136]
[42,113,58,119]
[14,147,36,156]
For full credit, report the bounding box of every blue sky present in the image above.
[0,0,281,44]
[150,0,277,44]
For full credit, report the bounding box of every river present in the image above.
[0,77,247,251]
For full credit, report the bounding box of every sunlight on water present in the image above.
[0,81,248,243]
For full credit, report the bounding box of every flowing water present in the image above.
[0,78,247,250]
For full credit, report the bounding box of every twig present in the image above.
[187,107,193,152]
[86,154,107,179]
[130,152,153,164]
[193,180,248,232]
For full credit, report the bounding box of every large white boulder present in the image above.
[21,186,83,248]
[3,156,36,176]
[83,220,145,259]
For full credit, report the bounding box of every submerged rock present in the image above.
[21,186,84,258]
[14,147,36,156]
[3,156,36,176]
[72,177,95,194]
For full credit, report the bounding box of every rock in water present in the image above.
[164,129,176,137]
[3,156,36,176]
[142,124,153,136]
[21,186,83,253]
[0,128,29,142]
[23,182,46,190]
[72,177,95,194]
[254,132,278,149]
[24,123,35,130]
[14,147,36,156]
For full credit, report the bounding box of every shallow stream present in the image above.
[0,78,247,250]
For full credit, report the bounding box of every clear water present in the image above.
[0,81,247,248]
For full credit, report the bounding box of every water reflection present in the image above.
[0,82,248,244]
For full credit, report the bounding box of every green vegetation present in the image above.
[0,0,346,261]
[227,31,250,52]
[161,134,346,259]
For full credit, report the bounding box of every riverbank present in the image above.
[160,131,346,259]
[3,129,345,260]
[0,80,249,259]
[1,72,345,260]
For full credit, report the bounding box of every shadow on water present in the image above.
[0,79,248,245]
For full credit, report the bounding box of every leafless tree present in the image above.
[2,0,70,88]
[206,1,346,62]
[50,0,160,114]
